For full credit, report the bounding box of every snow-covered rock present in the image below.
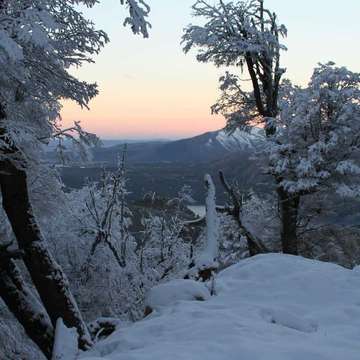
[145,279,211,312]
[81,254,360,360]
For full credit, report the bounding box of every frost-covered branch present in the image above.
[81,146,132,269]
[120,0,151,38]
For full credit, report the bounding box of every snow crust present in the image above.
[145,279,210,312]
[81,254,360,360]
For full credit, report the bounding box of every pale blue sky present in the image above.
[62,0,360,139]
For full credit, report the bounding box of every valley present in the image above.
[55,128,270,203]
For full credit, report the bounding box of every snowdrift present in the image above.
[81,254,360,360]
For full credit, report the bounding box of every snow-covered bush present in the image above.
[138,213,189,283]
[72,185,193,320]
[30,172,194,322]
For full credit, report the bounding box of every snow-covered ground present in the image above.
[81,254,360,360]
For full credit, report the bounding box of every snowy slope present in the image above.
[154,127,263,163]
[214,127,263,152]
[81,254,360,360]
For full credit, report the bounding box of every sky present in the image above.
[61,0,360,140]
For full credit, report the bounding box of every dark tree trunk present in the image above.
[277,188,300,255]
[0,102,91,349]
[0,259,54,358]
[0,157,92,348]
[218,171,268,256]
[242,227,268,256]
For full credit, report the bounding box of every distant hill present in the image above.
[93,128,264,165]
[59,128,270,202]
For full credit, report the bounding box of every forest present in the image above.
[0,1,359,359]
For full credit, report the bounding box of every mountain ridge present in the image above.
[93,127,264,165]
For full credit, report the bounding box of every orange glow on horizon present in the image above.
[61,79,227,139]
[60,0,360,140]
[61,99,226,139]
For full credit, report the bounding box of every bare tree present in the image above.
[81,147,130,269]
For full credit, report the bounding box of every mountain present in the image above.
[93,128,264,165]
[59,128,269,202]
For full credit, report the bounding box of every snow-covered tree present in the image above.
[72,154,147,320]
[0,0,108,347]
[81,151,133,269]
[0,0,149,164]
[62,179,191,321]
[183,0,287,135]
[137,187,193,284]
[183,0,317,255]
[0,0,151,354]
[267,63,360,252]
[138,207,189,282]
[273,63,360,195]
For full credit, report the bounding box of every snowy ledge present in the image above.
[80,254,360,360]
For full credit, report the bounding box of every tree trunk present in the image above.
[0,259,54,358]
[0,99,91,349]
[242,226,268,256]
[277,188,300,255]
[0,157,92,348]
[218,171,268,256]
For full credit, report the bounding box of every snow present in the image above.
[187,205,206,218]
[0,30,24,62]
[52,318,78,360]
[195,174,219,269]
[80,254,360,360]
[215,128,263,152]
[145,279,210,312]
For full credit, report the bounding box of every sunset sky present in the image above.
[61,0,360,140]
